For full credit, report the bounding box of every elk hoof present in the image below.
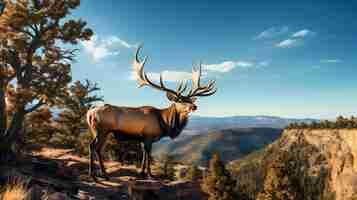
[147,174,153,180]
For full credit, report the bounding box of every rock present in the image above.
[56,162,79,181]
[128,180,163,200]
[46,192,70,200]
[29,176,78,194]
[32,159,59,174]
[280,129,357,200]
[128,179,207,200]
[169,181,208,200]
[29,184,45,200]
[74,190,95,200]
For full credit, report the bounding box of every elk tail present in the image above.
[86,109,97,138]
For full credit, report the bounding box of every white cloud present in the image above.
[321,59,342,63]
[203,61,254,72]
[104,36,135,49]
[276,39,300,48]
[130,70,192,82]
[258,61,270,67]
[81,35,135,62]
[292,29,315,38]
[255,26,289,39]
[129,60,267,83]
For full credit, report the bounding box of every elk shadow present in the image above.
[107,166,140,178]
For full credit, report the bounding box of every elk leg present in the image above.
[89,136,98,181]
[140,143,147,177]
[94,131,110,180]
[144,142,153,178]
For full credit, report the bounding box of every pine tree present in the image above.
[55,79,103,148]
[185,163,201,181]
[202,153,237,200]
[0,0,92,160]
[256,156,296,200]
[24,106,56,145]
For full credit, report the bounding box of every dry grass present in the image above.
[1,176,31,200]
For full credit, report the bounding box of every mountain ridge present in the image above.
[153,127,283,166]
[184,115,318,134]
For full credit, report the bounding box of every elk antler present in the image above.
[133,46,216,99]
[133,46,188,97]
[187,63,217,97]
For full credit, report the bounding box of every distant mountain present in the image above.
[153,116,317,165]
[183,115,317,135]
[153,127,283,166]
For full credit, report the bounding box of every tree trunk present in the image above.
[0,108,25,162]
[0,80,6,137]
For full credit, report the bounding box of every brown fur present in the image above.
[86,103,191,180]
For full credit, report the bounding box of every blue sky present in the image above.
[69,0,357,119]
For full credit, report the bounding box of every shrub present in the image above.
[185,164,201,181]
[202,153,238,200]
[1,176,31,200]
[286,115,357,129]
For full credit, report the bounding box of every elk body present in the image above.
[86,47,216,181]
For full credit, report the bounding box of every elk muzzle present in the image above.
[191,104,197,112]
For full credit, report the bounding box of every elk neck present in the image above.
[159,104,188,139]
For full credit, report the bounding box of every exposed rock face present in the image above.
[128,180,207,200]
[280,129,357,200]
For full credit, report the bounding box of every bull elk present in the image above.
[86,47,217,181]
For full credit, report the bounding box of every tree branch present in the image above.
[25,100,45,113]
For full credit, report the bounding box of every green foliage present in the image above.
[286,115,357,129]
[256,152,298,200]
[23,106,57,147]
[185,164,201,181]
[0,0,92,154]
[232,137,332,200]
[75,131,92,158]
[54,79,102,149]
[202,153,238,200]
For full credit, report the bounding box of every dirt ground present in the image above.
[0,147,206,200]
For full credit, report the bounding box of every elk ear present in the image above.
[166,92,178,102]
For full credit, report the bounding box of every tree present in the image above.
[256,153,297,200]
[24,106,56,145]
[185,163,201,181]
[0,0,92,159]
[335,116,346,128]
[55,79,103,147]
[202,153,238,200]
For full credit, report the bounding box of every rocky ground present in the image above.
[0,148,207,200]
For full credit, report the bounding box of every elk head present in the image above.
[133,46,217,116]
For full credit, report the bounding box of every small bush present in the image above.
[185,164,201,181]
[202,153,238,200]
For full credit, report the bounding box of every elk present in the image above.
[86,46,216,181]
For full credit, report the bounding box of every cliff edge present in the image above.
[281,129,357,200]
[232,128,357,200]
